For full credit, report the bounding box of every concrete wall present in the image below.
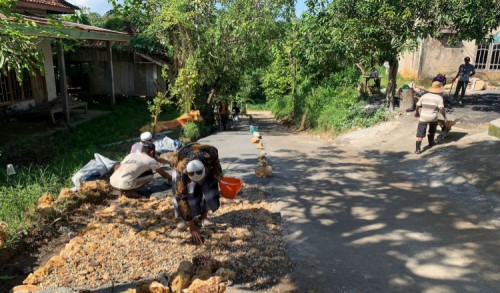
[399,31,500,85]
[38,39,57,102]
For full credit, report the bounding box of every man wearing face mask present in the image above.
[171,143,222,243]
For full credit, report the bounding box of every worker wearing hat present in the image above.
[414,81,448,154]
[111,141,172,197]
[130,131,155,154]
[171,143,222,244]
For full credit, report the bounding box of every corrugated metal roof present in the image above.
[1,14,130,42]
[23,14,130,36]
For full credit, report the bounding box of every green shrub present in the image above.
[182,122,203,142]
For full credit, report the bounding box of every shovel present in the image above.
[448,81,454,104]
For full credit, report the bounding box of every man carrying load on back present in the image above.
[171,143,222,244]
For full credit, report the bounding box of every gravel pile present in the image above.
[23,185,293,291]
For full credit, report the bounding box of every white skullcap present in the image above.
[140,132,153,142]
[186,160,204,172]
[186,160,206,182]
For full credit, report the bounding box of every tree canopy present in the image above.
[0,0,44,82]
[312,0,500,107]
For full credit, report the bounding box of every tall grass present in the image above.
[269,67,388,134]
[0,97,180,246]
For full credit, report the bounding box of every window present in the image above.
[475,44,489,70]
[0,70,33,106]
[475,43,500,71]
[490,44,500,70]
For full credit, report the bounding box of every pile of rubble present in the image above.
[14,183,291,292]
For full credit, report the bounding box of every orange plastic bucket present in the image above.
[218,177,243,199]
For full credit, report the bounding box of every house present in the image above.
[1,0,130,123]
[399,30,500,84]
[64,42,167,98]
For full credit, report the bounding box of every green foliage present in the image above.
[148,91,173,135]
[310,0,500,107]
[181,122,203,142]
[0,1,45,83]
[172,55,199,113]
[110,0,295,117]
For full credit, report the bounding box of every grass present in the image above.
[245,101,269,111]
[0,97,180,247]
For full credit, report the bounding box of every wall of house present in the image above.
[399,49,421,80]
[38,39,57,103]
[399,32,500,84]
[399,37,472,83]
[66,49,165,97]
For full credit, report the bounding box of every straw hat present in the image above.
[428,81,445,94]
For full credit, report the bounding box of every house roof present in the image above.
[135,52,167,67]
[2,14,131,42]
[16,0,79,14]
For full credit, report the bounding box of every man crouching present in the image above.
[110,142,172,197]
[171,143,222,244]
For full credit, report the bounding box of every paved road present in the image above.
[202,109,500,293]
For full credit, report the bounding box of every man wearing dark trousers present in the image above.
[414,82,447,154]
[452,56,475,105]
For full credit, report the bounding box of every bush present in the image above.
[182,122,204,142]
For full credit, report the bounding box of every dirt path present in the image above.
[251,106,499,292]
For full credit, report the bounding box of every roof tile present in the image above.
[17,0,79,11]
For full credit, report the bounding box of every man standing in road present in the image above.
[452,56,475,105]
[414,81,448,154]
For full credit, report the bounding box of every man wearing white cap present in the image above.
[111,142,172,197]
[414,81,448,154]
[171,143,222,244]
[130,132,154,154]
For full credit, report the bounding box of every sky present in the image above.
[70,0,308,16]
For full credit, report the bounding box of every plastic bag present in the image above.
[71,153,118,189]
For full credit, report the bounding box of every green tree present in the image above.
[316,0,500,108]
[110,0,294,118]
[0,0,45,82]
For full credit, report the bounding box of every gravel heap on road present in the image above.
[23,184,292,291]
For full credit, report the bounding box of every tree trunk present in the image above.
[386,58,399,110]
[151,115,158,136]
[355,63,366,76]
